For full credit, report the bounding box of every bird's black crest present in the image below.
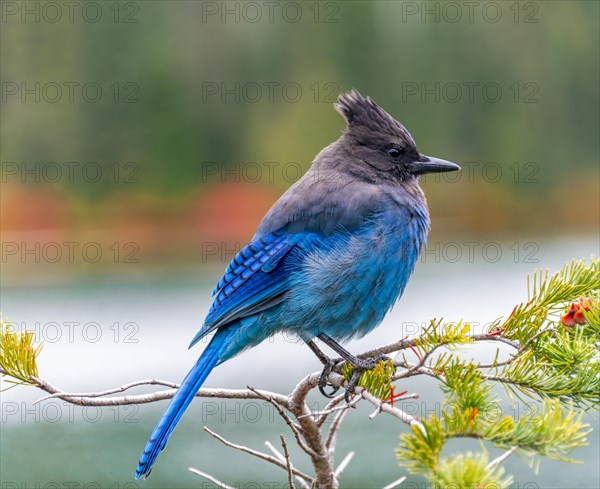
[335,89,416,146]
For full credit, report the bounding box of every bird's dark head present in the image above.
[334,89,460,181]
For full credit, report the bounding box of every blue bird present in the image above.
[135,89,460,479]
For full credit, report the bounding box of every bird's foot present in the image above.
[348,353,390,371]
[319,354,392,402]
[305,338,345,398]
[317,356,344,398]
[307,336,391,401]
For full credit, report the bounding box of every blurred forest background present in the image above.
[1,0,598,283]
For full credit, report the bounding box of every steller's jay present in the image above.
[135,89,460,478]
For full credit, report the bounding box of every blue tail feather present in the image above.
[135,328,233,479]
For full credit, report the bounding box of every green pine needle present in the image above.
[434,452,513,489]
[396,258,599,486]
[0,318,42,387]
[341,359,395,400]
[502,258,599,345]
[397,415,445,475]
[490,399,591,462]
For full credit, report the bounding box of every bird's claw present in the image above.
[317,354,392,402]
[343,370,362,403]
[318,381,340,398]
[317,357,343,398]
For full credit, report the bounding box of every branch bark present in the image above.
[1,329,531,488]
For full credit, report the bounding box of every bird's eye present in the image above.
[387,148,402,158]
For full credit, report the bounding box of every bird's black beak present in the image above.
[410,155,461,175]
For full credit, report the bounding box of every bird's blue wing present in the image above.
[189,231,299,348]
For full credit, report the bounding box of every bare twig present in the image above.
[389,331,525,382]
[325,402,351,453]
[333,451,354,479]
[476,357,518,369]
[203,426,314,483]
[472,333,521,350]
[32,378,179,404]
[248,386,317,458]
[357,333,520,361]
[298,394,360,422]
[368,402,383,420]
[392,363,442,382]
[359,388,424,433]
[28,375,288,407]
[188,467,236,489]
[280,434,295,489]
[315,394,348,426]
[487,447,518,469]
[265,441,311,489]
[382,476,407,489]
[316,393,347,426]
[476,328,556,370]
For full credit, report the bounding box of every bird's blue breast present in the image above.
[279,201,429,341]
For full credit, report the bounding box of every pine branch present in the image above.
[0,318,42,387]
[1,257,598,488]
